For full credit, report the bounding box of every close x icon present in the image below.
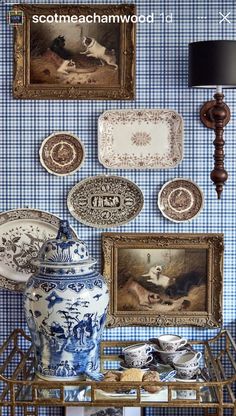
[219,11,231,23]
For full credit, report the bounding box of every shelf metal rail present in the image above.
[0,329,236,416]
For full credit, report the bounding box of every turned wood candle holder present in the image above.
[200,93,231,199]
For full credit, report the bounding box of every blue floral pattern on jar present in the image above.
[24,220,109,381]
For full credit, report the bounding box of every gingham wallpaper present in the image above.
[1,0,236,414]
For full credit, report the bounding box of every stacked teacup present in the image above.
[121,343,153,369]
[154,334,201,379]
[172,351,202,379]
[154,334,188,364]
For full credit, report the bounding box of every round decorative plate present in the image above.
[67,175,144,228]
[39,132,85,176]
[0,209,78,292]
[158,178,204,223]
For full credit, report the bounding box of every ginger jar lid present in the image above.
[37,219,96,267]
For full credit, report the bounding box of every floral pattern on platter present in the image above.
[0,209,77,291]
[67,175,144,228]
[98,109,183,169]
[131,131,151,147]
[0,225,53,274]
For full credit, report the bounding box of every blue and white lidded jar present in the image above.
[24,220,109,381]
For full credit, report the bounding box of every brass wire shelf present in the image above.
[0,329,236,415]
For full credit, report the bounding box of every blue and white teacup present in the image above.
[157,334,188,352]
[123,343,153,368]
[153,345,188,364]
[173,351,202,368]
[174,364,199,380]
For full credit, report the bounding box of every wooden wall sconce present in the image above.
[188,40,236,199]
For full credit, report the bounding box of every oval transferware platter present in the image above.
[0,209,78,292]
[98,109,184,169]
[39,132,85,176]
[158,178,204,223]
[67,175,144,228]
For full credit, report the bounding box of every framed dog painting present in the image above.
[13,4,136,100]
[102,233,224,328]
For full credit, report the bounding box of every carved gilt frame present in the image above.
[13,4,136,100]
[102,233,224,328]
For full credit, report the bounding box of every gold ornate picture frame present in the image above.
[102,233,224,328]
[13,4,135,100]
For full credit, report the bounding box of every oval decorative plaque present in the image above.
[67,175,144,228]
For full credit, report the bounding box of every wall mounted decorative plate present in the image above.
[158,179,204,223]
[39,132,85,176]
[0,209,77,292]
[67,175,143,228]
[98,109,184,169]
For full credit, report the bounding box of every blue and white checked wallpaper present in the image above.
[1,0,236,414]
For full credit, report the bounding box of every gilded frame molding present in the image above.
[13,4,136,100]
[102,233,224,328]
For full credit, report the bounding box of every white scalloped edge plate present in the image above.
[0,209,77,291]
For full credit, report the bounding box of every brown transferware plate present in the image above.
[158,178,204,222]
[39,132,85,176]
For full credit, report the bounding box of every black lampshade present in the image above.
[189,40,236,88]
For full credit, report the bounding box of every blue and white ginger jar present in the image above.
[24,220,109,381]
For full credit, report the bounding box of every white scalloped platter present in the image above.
[98,109,184,169]
[0,209,77,292]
